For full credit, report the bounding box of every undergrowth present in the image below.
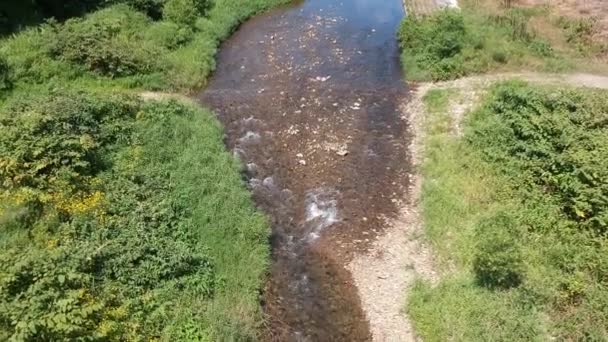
[0,0,289,91]
[409,83,608,340]
[0,0,289,340]
[0,93,269,340]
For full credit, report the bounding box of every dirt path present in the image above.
[410,73,608,131]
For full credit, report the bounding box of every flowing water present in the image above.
[198,0,411,340]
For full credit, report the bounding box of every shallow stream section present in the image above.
[198,0,411,340]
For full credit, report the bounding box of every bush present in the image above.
[473,212,524,289]
[0,93,221,340]
[491,50,508,63]
[49,6,164,77]
[144,20,193,49]
[399,9,466,60]
[472,83,608,233]
[490,8,536,42]
[0,92,137,192]
[163,0,211,26]
[397,5,588,81]
[398,10,479,80]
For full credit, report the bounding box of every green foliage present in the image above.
[0,92,136,191]
[408,278,541,341]
[114,0,167,18]
[0,55,11,90]
[0,0,289,90]
[398,10,468,80]
[473,212,523,289]
[556,16,606,55]
[489,7,537,42]
[410,82,608,340]
[163,0,197,26]
[49,6,163,77]
[397,4,595,81]
[470,82,608,233]
[0,0,289,339]
[0,93,268,340]
[144,21,193,49]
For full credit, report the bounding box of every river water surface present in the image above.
[198,0,411,340]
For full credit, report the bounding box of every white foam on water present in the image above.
[246,162,257,175]
[262,176,276,188]
[237,131,261,144]
[304,188,339,242]
[242,116,258,123]
[232,147,246,160]
[249,178,261,187]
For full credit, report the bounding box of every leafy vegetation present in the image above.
[409,82,608,340]
[1,0,289,90]
[0,93,270,340]
[0,55,11,90]
[0,0,289,340]
[398,2,607,81]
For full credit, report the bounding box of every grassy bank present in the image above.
[1,0,289,92]
[398,0,607,81]
[0,0,288,340]
[408,82,608,340]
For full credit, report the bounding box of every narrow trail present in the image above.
[409,72,608,138]
[197,0,425,340]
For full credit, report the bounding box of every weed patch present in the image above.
[0,93,269,340]
[409,82,608,340]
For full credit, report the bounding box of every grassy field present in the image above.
[399,0,608,81]
[0,0,288,340]
[408,83,608,340]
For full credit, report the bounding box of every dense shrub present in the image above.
[490,7,536,42]
[473,212,523,289]
[114,0,167,18]
[398,5,580,81]
[470,83,608,233]
[0,0,289,339]
[144,21,193,49]
[398,10,468,80]
[163,0,211,26]
[466,82,608,338]
[0,92,136,192]
[49,6,163,77]
[0,93,221,340]
[163,0,197,26]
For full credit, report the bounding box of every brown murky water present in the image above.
[198,0,410,340]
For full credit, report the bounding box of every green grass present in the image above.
[131,100,271,340]
[0,0,289,340]
[409,82,608,340]
[0,0,290,92]
[0,93,271,340]
[398,2,607,81]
